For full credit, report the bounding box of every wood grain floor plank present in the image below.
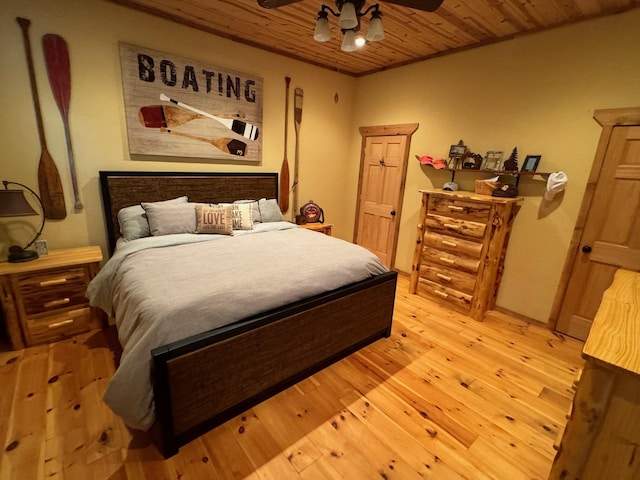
[0,274,585,480]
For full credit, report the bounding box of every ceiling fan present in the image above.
[258,0,445,12]
[258,0,444,51]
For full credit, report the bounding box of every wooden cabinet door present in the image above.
[354,124,417,269]
[554,124,640,339]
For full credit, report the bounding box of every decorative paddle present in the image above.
[279,77,291,213]
[42,32,82,211]
[292,87,303,222]
[159,128,247,156]
[138,105,243,129]
[17,17,67,220]
[160,93,259,140]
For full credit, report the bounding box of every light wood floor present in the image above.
[0,274,584,480]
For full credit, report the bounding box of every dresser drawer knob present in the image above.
[434,290,449,299]
[49,318,74,329]
[40,278,69,287]
[444,223,460,230]
[447,205,464,211]
[442,240,457,247]
[439,257,456,265]
[436,273,452,282]
[43,298,71,308]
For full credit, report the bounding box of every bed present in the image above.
[92,170,398,458]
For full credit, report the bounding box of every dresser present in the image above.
[549,269,640,480]
[409,189,522,320]
[0,246,105,349]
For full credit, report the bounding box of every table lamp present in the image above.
[0,180,46,262]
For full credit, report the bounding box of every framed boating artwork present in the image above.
[119,43,263,163]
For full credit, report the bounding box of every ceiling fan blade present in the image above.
[382,0,444,12]
[257,0,304,8]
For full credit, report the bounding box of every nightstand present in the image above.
[0,246,106,349]
[300,223,333,236]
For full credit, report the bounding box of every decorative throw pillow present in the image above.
[258,198,284,222]
[118,196,188,240]
[221,203,254,230]
[195,204,233,235]
[233,200,261,223]
[142,202,197,236]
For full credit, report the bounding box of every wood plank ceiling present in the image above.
[110,0,640,76]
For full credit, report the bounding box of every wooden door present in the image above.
[551,108,640,340]
[354,124,418,269]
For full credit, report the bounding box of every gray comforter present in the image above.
[86,222,388,430]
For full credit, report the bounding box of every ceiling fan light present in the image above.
[341,29,358,52]
[314,15,331,42]
[366,16,384,42]
[338,2,358,30]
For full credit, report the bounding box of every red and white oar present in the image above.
[42,33,82,211]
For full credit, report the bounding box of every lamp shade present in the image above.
[366,16,385,42]
[0,190,38,216]
[341,29,358,52]
[314,16,331,42]
[338,2,358,29]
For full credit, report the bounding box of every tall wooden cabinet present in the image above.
[549,269,640,480]
[409,189,522,320]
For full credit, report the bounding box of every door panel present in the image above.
[356,135,405,267]
[555,125,640,339]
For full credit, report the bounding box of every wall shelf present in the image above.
[443,168,551,185]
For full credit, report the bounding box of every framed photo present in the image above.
[483,150,503,171]
[449,144,466,158]
[522,155,542,172]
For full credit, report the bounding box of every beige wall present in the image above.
[349,8,640,322]
[0,0,357,257]
[2,0,640,324]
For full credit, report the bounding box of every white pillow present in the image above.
[142,202,197,236]
[258,198,284,222]
[118,196,188,240]
[220,203,254,230]
[233,200,261,223]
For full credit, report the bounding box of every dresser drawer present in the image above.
[424,232,483,259]
[26,307,91,345]
[16,267,90,316]
[425,214,486,240]
[418,263,477,295]
[417,278,472,312]
[427,196,491,222]
[421,247,480,274]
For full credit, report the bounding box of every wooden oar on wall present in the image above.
[292,87,303,223]
[17,17,66,220]
[43,33,82,211]
[279,77,291,213]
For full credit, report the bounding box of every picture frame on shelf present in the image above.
[448,144,467,169]
[521,154,542,172]
[483,150,503,171]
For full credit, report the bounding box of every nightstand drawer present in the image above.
[425,214,487,240]
[421,247,480,274]
[423,232,483,259]
[418,263,477,295]
[417,278,472,312]
[0,245,104,349]
[17,267,90,316]
[26,307,91,345]
[427,196,491,222]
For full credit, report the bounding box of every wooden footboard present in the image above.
[151,270,397,457]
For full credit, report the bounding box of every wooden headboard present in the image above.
[99,171,278,253]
